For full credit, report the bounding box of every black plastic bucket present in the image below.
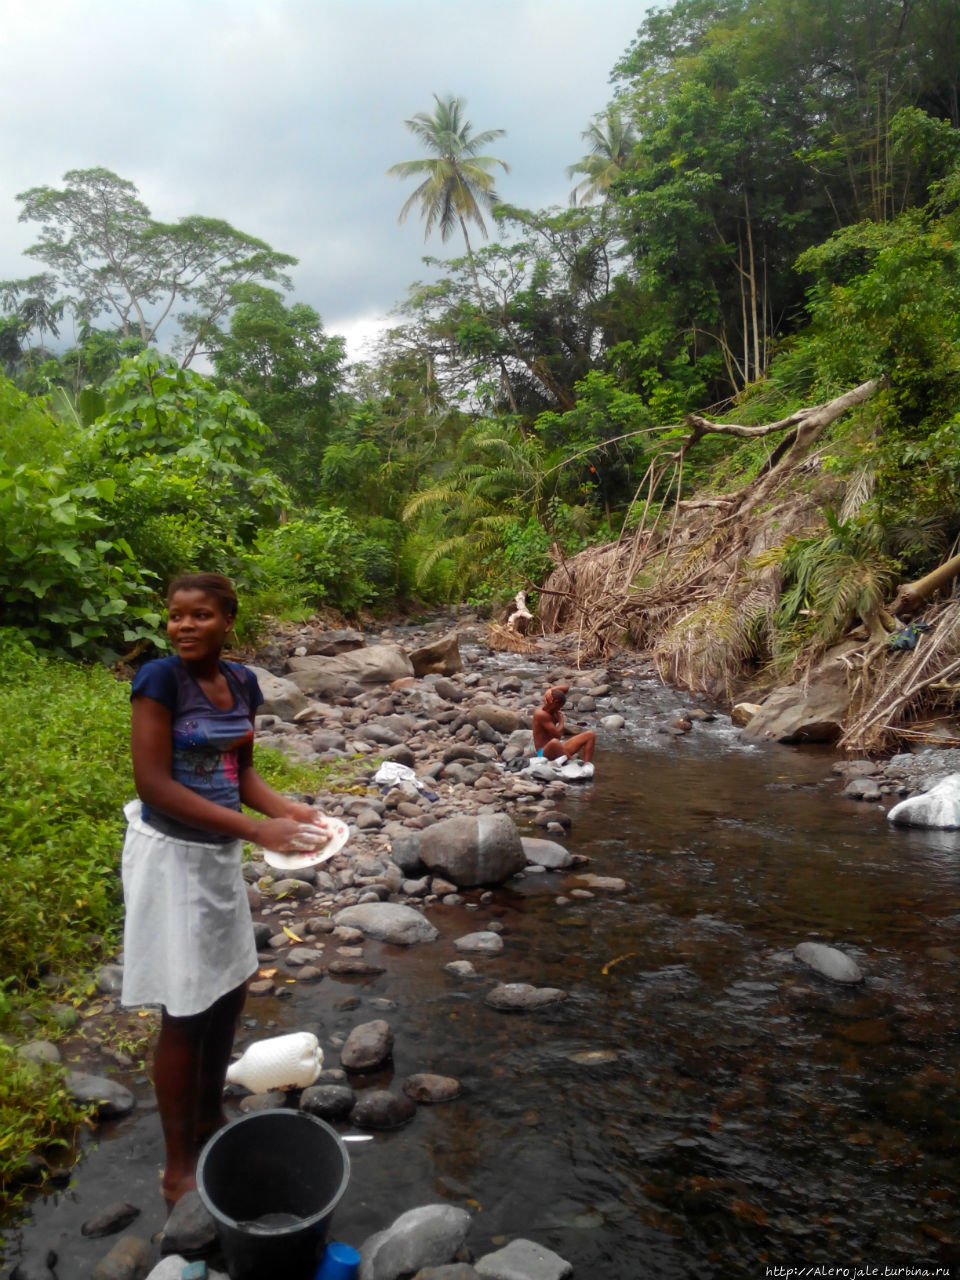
[196,1109,351,1280]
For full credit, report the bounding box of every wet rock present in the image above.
[10,1250,58,1280]
[444,960,478,978]
[730,701,763,727]
[453,931,504,954]
[359,1204,471,1279]
[741,643,861,743]
[97,964,125,996]
[475,1237,573,1280]
[794,941,864,985]
[81,1202,141,1238]
[350,1089,417,1130]
[520,837,574,870]
[287,645,414,693]
[419,814,525,887]
[238,1089,287,1112]
[67,1071,136,1119]
[334,903,438,945]
[568,874,627,892]
[328,959,387,976]
[341,1019,394,1071]
[532,810,572,831]
[403,1074,462,1103]
[16,1040,60,1065]
[160,1190,217,1256]
[432,678,464,702]
[300,1083,355,1120]
[245,667,308,721]
[843,777,882,801]
[91,1235,153,1280]
[466,705,524,735]
[484,983,567,1011]
[888,774,960,828]
[600,714,625,729]
[412,1267,479,1280]
[410,632,464,677]
[833,759,881,777]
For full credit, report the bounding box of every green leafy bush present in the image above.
[0,645,132,990]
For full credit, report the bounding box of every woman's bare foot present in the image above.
[161,1166,197,1207]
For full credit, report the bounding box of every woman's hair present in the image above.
[166,573,239,619]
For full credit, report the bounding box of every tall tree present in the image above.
[387,94,509,258]
[4,168,296,368]
[567,104,638,205]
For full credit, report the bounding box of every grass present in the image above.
[0,636,350,1219]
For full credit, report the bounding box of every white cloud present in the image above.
[0,0,653,345]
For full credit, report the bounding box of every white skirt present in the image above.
[120,799,258,1017]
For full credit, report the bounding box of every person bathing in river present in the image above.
[532,684,596,777]
[120,573,333,1206]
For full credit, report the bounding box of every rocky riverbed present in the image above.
[7,615,960,1280]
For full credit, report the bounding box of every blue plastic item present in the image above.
[181,1264,207,1280]
[314,1240,361,1280]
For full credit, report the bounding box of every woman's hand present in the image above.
[284,800,331,827]
[257,817,331,854]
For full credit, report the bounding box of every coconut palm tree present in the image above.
[387,93,509,261]
[567,104,637,206]
[388,94,520,413]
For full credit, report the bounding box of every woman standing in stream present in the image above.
[120,572,332,1205]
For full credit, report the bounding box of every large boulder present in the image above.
[888,773,960,828]
[334,902,438,945]
[286,645,414,694]
[409,631,464,677]
[467,705,526,735]
[246,666,308,721]
[304,629,365,656]
[740,642,858,743]
[418,814,525,887]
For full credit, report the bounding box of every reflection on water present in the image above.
[332,726,960,1278]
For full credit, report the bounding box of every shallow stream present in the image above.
[7,659,960,1278]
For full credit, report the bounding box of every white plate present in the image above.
[262,818,350,871]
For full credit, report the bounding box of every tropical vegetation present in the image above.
[3,0,960,1208]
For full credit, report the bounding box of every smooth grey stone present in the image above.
[300,1084,355,1120]
[453,931,504,954]
[418,814,525,887]
[484,983,567,1011]
[794,941,864,985]
[359,1204,471,1279]
[81,1201,141,1238]
[475,1237,573,1279]
[888,773,960,828]
[403,1073,462,1103]
[520,837,574,870]
[341,1019,393,1071]
[160,1190,217,1256]
[600,714,625,729]
[334,903,438,946]
[67,1072,136,1119]
[91,1235,153,1280]
[349,1089,416,1131]
[10,1251,58,1280]
[16,1040,60,1065]
[843,777,882,801]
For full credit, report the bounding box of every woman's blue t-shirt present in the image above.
[131,655,264,843]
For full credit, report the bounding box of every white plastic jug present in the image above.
[226,1032,324,1092]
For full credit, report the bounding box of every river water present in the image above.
[7,659,960,1279]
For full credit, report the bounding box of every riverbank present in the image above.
[6,616,960,1278]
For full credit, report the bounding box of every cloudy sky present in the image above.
[1,0,652,361]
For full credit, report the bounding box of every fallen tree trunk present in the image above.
[890,552,960,619]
